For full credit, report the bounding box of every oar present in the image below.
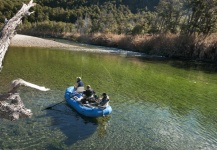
[42,100,65,111]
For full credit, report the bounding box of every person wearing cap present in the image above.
[74,77,84,92]
[99,93,110,107]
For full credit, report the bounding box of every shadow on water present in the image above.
[168,60,217,73]
[129,55,217,73]
[39,102,111,149]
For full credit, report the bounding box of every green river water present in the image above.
[0,46,216,150]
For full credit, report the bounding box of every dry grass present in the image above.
[19,30,217,61]
[69,33,217,61]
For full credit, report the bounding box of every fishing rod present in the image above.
[43,56,84,111]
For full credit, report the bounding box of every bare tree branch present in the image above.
[0,0,36,71]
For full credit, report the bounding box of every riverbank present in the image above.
[10,34,117,54]
[10,34,79,49]
[11,33,217,62]
[70,33,217,62]
[10,34,145,56]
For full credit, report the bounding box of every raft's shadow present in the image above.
[39,102,110,148]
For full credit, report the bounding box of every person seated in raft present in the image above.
[81,85,96,104]
[74,77,84,93]
[98,93,110,107]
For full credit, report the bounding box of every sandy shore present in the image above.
[10,34,140,55]
[10,34,79,48]
[10,34,118,53]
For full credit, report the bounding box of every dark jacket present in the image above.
[77,80,84,87]
[100,97,109,106]
[83,89,94,97]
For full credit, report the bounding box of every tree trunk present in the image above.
[0,0,36,71]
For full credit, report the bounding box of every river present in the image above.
[0,46,216,149]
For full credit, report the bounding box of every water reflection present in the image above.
[169,60,217,73]
[135,56,217,73]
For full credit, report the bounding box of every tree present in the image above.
[184,0,217,35]
[155,0,184,33]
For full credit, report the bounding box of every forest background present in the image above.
[0,0,217,61]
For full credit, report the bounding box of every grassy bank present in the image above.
[70,33,217,62]
[20,31,217,62]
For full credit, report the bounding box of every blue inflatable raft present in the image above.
[64,86,112,117]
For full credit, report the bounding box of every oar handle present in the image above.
[42,100,65,111]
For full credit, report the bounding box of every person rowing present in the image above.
[81,85,95,104]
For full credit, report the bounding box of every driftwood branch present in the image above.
[0,0,36,71]
[0,79,50,121]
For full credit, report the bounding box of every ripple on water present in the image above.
[109,98,217,150]
[1,47,217,149]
